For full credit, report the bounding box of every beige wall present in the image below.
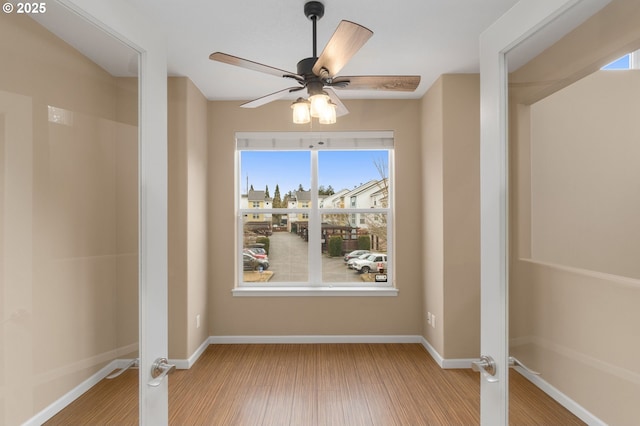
[207,99,424,336]
[530,71,640,279]
[421,78,445,353]
[421,75,480,358]
[442,75,480,358]
[509,1,640,424]
[168,77,209,359]
[0,13,138,424]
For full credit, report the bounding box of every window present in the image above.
[235,131,396,296]
[602,49,640,70]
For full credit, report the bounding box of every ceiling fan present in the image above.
[209,1,420,120]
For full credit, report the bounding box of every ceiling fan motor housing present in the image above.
[297,57,326,95]
[297,57,317,78]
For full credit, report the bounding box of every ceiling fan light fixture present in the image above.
[291,98,311,124]
[309,91,330,118]
[211,2,419,125]
[318,101,337,124]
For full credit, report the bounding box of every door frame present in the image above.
[60,1,169,424]
[478,0,610,424]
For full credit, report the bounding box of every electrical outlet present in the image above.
[196,314,201,328]
[431,314,436,328]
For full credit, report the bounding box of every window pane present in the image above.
[242,221,309,283]
[240,150,311,284]
[318,150,389,201]
[321,213,389,283]
[240,151,311,201]
[602,54,630,70]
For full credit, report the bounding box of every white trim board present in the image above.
[207,335,475,369]
[421,337,605,423]
[170,338,210,370]
[25,359,125,426]
[514,367,606,426]
[420,337,477,369]
[209,335,422,344]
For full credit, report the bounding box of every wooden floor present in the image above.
[46,344,584,425]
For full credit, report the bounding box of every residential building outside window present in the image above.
[235,131,396,296]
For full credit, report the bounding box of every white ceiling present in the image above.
[38,0,524,102]
[127,0,522,101]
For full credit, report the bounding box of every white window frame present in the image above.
[233,131,397,297]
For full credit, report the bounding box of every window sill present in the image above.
[232,286,399,297]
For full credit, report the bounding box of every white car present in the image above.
[347,252,371,269]
[351,253,387,274]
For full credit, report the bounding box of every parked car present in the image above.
[351,253,387,274]
[347,252,371,269]
[251,247,268,257]
[243,253,269,271]
[344,249,370,263]
[244,248,268,260]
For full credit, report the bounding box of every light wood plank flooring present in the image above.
[45,344,584,425]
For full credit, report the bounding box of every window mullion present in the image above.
[308,150,321,286]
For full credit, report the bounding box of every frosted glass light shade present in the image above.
[291,99,310,124]
[309,92,330,118]
[318,101,336,124]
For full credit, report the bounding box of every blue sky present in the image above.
[602,54,630,70]
[240,150,388,196]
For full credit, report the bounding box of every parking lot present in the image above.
[260,231,364,283]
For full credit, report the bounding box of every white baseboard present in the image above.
[24,359,122,426]
[209,335,423,344]
[170,337,210,369]
[421,337,604,423]
[514,366,606,426]
[419,337,475,369]
[207,335,474,369]
[420,337,445,367]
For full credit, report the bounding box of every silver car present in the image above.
[347,252,371,269]
[344,249,370,263]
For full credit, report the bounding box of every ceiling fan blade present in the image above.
[312,20,373,78]
[241,87,302,109]
[325,88,349,117]
[332,75,421,91]
[210,52,297,78]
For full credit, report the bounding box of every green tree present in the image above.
[358,235,371,250]
[318,185,335,196]
[326,185,335,195]
[272,184,283,225]
[273,185,282,207]
[328,236,343,257]
[265,185,270,198]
